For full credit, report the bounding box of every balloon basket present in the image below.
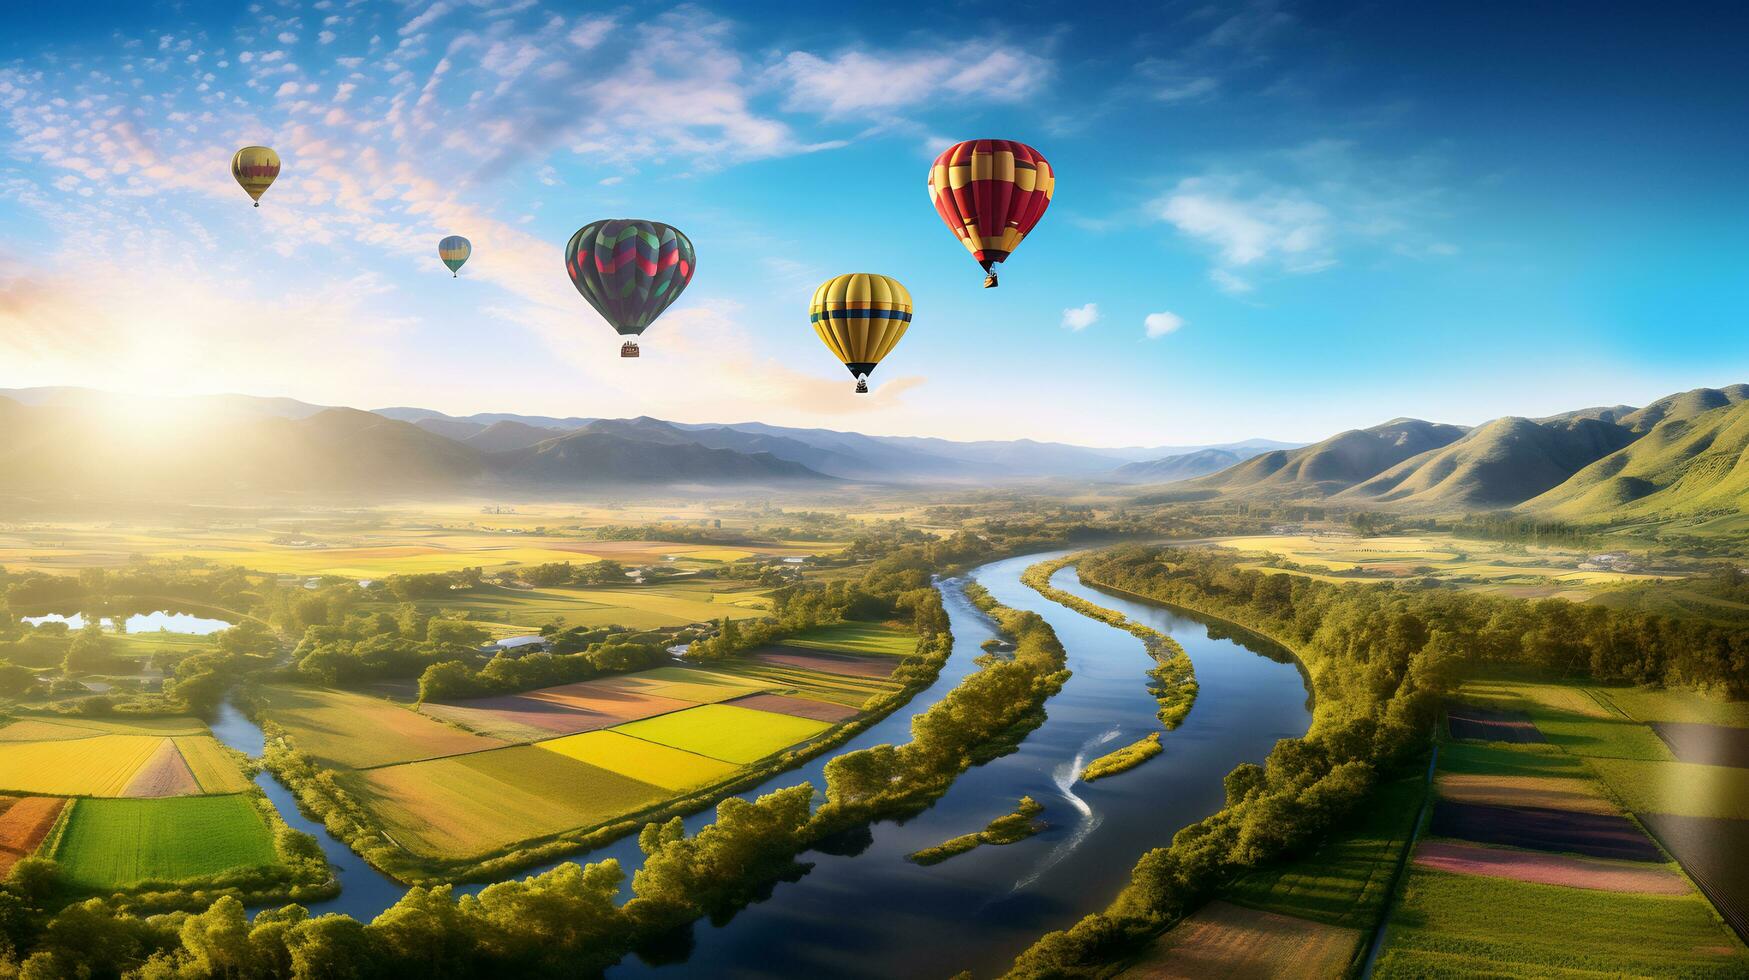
[855,379,869,394]
[621,341,640,358]
[253,202,260,208]
[982,273,998,288]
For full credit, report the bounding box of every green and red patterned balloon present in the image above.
[563,219,696,358]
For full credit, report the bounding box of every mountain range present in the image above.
[0,387,1292,494]
[1142,384,1749,525]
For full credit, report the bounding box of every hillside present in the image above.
[1112,448,1253,484]
[1617,384,1749,432]
[1526,399,1749,521]
[490,431,830,486]
[1336,416,1636,510]
[463,420,565,453]
[1174,419,1469,498]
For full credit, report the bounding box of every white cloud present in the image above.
[401,2,450,36]
[1210,268,1253,294]
[277,32,298,44]
[567,17,615,50]
[1144,312,1185,338]
[1061,303,1100,331]
[318,31,336,45]
[773,46,1051,118]
[1158,176,1331,269]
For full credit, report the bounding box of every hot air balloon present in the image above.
[809,273,912,394]
[231,145,280,207]
[926,139,1054,288]
[438,236,471,278]
[564,220,695,358]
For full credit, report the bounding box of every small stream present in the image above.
[208,552,1313,976]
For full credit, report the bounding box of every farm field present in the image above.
[419,685,697,743]
[391,581,774,632]
[593,666,769,704]
[1374,866,1747,978]
[0,796,66,875]
[173,736,253,794]
[1376,682,1749,974]
[1224,771,1427,928]
[537,730,738,791]
[0,734,167,796]
[1597,687,1749,727]
[782,621,916,658]
[0,516,832,578]
[350,745,666,859]
[51,795,281,890]
[255,684,503,768]
[611,703,830,765]
[1210,533,1678,600]
[702,659,904,708]
[1124,901,1364,980]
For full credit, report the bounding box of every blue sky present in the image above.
[2,0,1747,445]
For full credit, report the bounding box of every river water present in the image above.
[209,551,1312,977]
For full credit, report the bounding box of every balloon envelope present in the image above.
[563,220,695,339]
[809,273,912,389]
[231,145,280,206]
[438,235,472,275]
[926,139,1054,285]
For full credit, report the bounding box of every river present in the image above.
[209,550,1312,977]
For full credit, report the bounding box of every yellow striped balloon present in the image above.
[231,145,280,207]
[809,274,912,394]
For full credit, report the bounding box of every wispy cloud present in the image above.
[1061,303,1101,331]
[1144,311,1185,337]
[772,45,1052,120]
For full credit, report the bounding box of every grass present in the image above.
[908,796,1045,865]
[1374,866,1748,978]
[1587,758,1749,820]
[46,716,210,736]
[0,720,102,742]
[701,660,901,708]
[597,666,769,704]
[1212,532,1678,601]
[1436,740,1592,780]
[1226,771,1428,928]
[0,734,165,796]
[1460,679,1675,761]
[1080,732,1163,782]
[172,736,253,794]
[389,582,774,632]
[351,745,667,859]
[1134,901,1366,980]
[784,621,916,657]
[610,704,831,765]
[52,795,281,890]
[536,730,738,792]
[255,684,504,769]
[1599,687,1749,728]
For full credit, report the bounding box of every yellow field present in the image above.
[0,720,102,742]
[536,730,738,791]
[172,736,253,794]
[1215,533,1677,600]
[0,734,164,796]
[0,516,834,577]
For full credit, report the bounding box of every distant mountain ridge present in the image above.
[1122,384,1749,526]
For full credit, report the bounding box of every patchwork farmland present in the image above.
[1375,679,1749,975]
[255,620,913,871]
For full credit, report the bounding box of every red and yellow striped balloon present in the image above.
[927,139,1054,288]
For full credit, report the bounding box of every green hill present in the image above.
[1337,416,1635,510]
[1526,399,1749,522]
[1176,419,1468,499]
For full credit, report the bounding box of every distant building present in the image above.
[482,635,550,656]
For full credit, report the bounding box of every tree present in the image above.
[62,625,118,677]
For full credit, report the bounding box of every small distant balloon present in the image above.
[564,219,696,358]
[231,145,280,207]
[927,139,1054,288]
[809,273,912,394]
[438,236,472,278]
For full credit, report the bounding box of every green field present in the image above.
[784,621,916,657]
[611,704,831,764]
[352,745,666,859]
[701,660,900,708]
[1434,741,1593,780]
[1225,771,1428,929]
[537,730,738,792]
[392,582,772,632]
[256,684,503,769]
[1597,686,1749,728]
[1374,867,1747,978]
[52,795,280,889]
[1586,758,1749,819]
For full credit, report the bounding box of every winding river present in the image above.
[209,551,1312,977]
